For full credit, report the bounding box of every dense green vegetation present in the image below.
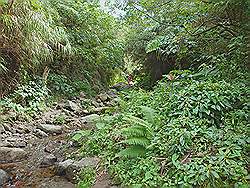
[0,0,124,97]
[0,0,249,187]
[77,68,249,187]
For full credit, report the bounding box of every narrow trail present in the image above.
[0,92,119,188]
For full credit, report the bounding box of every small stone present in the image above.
[0,125,4,134]
[40,154,57,167]
[38,124,62,134]
[91,107,109,114]
[19,125,31,133]
[44,142,54,153]
[0,140,11,147]
[56,157,100,183]
[98,93,109,102]
[39,180,75,188]
[34,129,49,138]
[79,92,86,100]
[2,124,13,133]
[77,157,100,168]
[80,114,100,124]
[15,140,27,148]
[92,100,100,108]
[0,147,27,163]
[66,100,81,112]
[56,159,74,177]
[6,138,27,148]
[0,169,8,186]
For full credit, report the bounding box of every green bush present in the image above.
[0,80,48,118]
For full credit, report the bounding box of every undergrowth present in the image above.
[74,67,249,187]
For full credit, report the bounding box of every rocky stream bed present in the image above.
[0,92,120,188]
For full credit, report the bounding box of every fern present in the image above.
[122,137,150,147]
[118,146,146,158]
[119,106,155,158]
[140,105,155,124]
[122,126,147,137]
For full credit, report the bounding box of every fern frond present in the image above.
[140,106,155,124]
[121,126,147,137]
[122,137,150,147]
[124,115,151,129]
[118,146,146,158]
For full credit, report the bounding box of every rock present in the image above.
[0,140,11,147]
[38,178,75,188]
[110,82,130,91]
[91,107,109,114]
[15,140,27,148]
[40,154,57,167]
[97,93,109,102]
[92,100,100,108]
[56,157,100,183]
[44,142,55,153]
[80,114,100,124]
[106,90,117,98]
[20,125,31,133]
[56,159,74,175]
[56,101,66,109]
[0,147,27,163]
[0,169,8,186]
[66,100,81,112]
[6,138,27,148]
[2,124,14,133]
[38,124,62,134]
[77,157,100,168]
[79,92,86,100]
[0,125,4,134]
[35,129,49,138]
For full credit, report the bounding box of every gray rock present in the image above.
[40,154,57,167]
[38,178,75,188]
[56,101,66,109]
[56,157,100,182]
[98,93,109,102]
[2,124,14,133]
[38,124,62,134]
[106,90,117,98]
[66,100,81,112]
[92,100,100,108]
[0,140,11,147]
[6,138,27,148]
[35,129,49,138]
[79,92,86,100]
[0,169,8,186]
[80,114,100,124]
[57,159,74,175]
[0,147,27,162]
[44,141,56,153]
[77,157,100,167]
[91,107,109,114]
[0,125,4,134]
